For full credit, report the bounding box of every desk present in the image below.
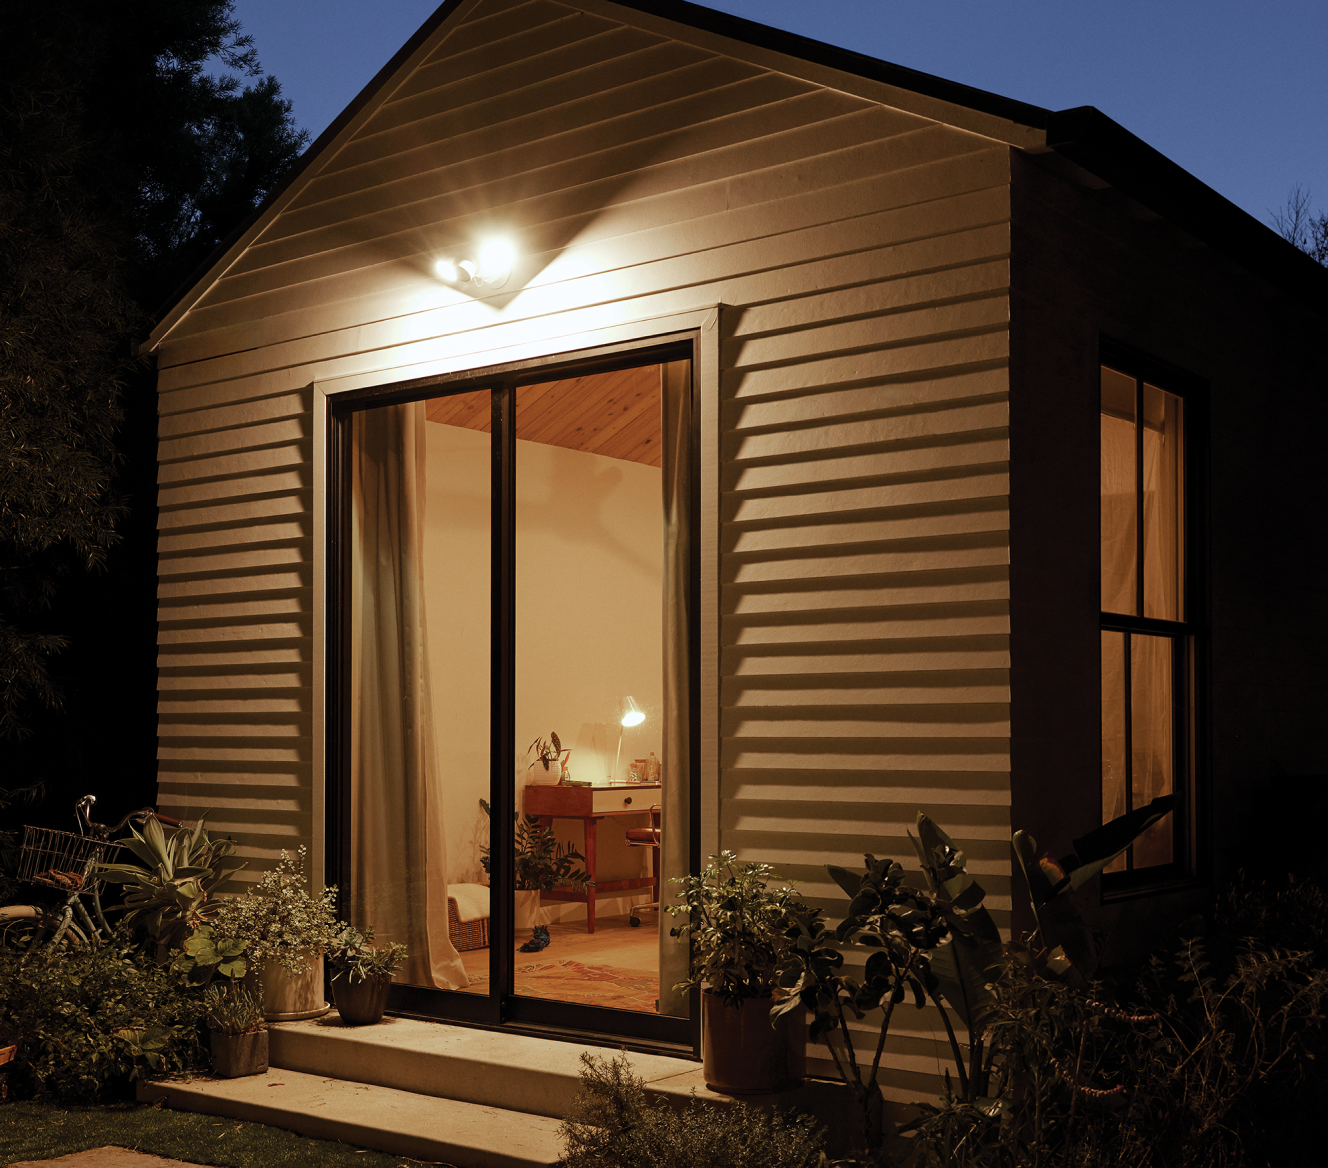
[523,782,661,933]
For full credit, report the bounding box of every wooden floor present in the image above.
[454,910,662,1007]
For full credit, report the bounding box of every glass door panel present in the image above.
[513,364,667,1014]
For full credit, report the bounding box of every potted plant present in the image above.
[666,851,808,1094]
[527,731,569,784]
[209,846,340,1021]
[98,811,246,962]
[328,924,408,1025]
[205,985,267,1077]
[480,800,593,930]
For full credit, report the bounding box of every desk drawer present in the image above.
[592,788,658,814]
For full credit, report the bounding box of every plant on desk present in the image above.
[528,731,570,781]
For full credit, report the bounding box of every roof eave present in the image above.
[1047,105,1328,316]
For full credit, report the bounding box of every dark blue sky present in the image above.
[230,0,1328,230]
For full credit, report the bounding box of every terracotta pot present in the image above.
[332,973,392,1025]
[210,1028,268,1078]
[701,991,807,1094]
[247,953,330,1021]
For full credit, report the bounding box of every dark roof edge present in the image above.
[608,0,1051,130]
[145,0,472,338]
[1048,106,1328,315]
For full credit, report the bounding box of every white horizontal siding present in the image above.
[151,0,1011,1097]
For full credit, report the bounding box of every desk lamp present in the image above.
[613,696,645,784]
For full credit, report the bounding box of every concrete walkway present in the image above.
[11,1150,211,1168]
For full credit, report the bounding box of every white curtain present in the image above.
[351,402,468,989]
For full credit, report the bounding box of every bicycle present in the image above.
[0,794,180,950]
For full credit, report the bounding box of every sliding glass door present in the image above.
[330,341,697,1045]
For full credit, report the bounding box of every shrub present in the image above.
[560,1051,829,1168]
[906,908,1328,1168]
[0,930,207,1101]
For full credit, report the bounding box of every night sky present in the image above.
[228,0,1328,230]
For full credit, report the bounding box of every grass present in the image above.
[0,1099,455,1167]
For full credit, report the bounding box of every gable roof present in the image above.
[145,0,1327,348]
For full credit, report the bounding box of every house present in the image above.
[144,0,1328,1102]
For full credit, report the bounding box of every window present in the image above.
[1099,356,1190,878]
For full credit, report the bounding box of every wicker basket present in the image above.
[447,896,490,952]
[16,826,118,892]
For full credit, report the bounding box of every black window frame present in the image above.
[1098,337,1206,898]
[326,333,702,1052]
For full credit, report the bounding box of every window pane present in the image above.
[1101,367,1137,614]
[514,364,665,1012]
[1129,633,1174,867]
[1101,630,1128,873]
[1142,384,1184,621]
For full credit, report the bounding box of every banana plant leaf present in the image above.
[1012,795,1179,982]
[911,814,1004,1037]
[1064,794,1177,891]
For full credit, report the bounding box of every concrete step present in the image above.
[136,1067,565,1168]
[267,1011,714,1118]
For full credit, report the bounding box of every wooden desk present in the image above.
[523,782,661,933]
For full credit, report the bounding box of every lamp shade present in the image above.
[620,696,645,727]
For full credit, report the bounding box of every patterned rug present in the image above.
[468,959,659,1013]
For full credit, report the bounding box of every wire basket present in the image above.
[16,826,121,893]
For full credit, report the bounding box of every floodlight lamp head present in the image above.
[434,235,515,290]
[620,696,645,727]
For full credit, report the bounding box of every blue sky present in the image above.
[228,0,1328,230]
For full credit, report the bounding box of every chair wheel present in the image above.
[629,916,641,927]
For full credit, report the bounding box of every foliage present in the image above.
[559,1050,830,1168]
[1271,184,1328,265]
[0,928,206,1101]
[1010,795,1175,985]
[479,798,593,893]
[208,847,340,975]
[168,924,248,990]
[97,811,246,959]
[203,984,265,1036]
[774,853,949,1157]
[906,926,1328,1168]
[328,923,408,986]
[0,0,307,742]
[0,780,44,902]
[667,851,807,1007]
[769,803,1175,1161]
[528,730,568,771]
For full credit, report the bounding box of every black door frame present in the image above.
[327,332,702,1051]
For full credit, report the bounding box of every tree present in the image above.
[0,1,307,791]
[1271,185,1328,266]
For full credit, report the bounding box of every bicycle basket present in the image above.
[16,826,121,892]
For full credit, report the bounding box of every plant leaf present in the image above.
[1066,795,1177,891]
[826,865,861,899]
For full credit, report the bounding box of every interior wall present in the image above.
[516,435,664,918]
[423,419,664,907]
[422,420,493,886]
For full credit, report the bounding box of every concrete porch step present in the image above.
[266,1011,716,1118]
[136,1067,565,1168]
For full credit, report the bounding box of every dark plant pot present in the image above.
[332,973,391,1025]
[701,991,807,1094]
[210,1028,268,1078]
